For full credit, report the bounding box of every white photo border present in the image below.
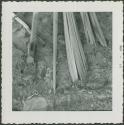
[1,1,123,124]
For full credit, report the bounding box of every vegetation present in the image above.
[12,12,112,111]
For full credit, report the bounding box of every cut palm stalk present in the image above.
[80,12,96,46]
[12,12,31,34]
[70,13,87,67]
[67,13,87,80]
[53,12,58,94]
[28,12,39,59]
[88,12,107,47]
[67,13,84,80]
[63,13,78,82]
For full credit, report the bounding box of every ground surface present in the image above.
[12,12,112,111]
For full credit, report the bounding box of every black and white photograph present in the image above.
[12,12,112,111]
[1,1,123,124]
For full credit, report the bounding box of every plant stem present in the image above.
[28,12,39,58]
[53,12,58,94]
[80,12,96,46]
[88,12,107,47]
[65,12,87,81]
[63,12,78,82]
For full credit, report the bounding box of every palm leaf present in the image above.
[88,12,107,47]
[63,12,87,81]
[80,12,96,45]
[63,12,78,82]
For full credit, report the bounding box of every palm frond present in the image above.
[80,12,107,47]
[63,12,87,82]
[88,12,107,47]
[12,13,31,34]
[63,12,78,82]
[80,12,96,45]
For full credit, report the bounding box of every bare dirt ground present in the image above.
[12,12,112,111]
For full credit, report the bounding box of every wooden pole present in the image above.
[53,12,58,94]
